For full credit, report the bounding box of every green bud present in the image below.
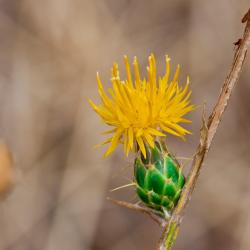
[134,142,185,213]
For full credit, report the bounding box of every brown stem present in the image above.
[157,8,250,250]
[107,197,167,226]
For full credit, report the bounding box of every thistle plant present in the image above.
[89,9,250,250]
[89,54,194,215]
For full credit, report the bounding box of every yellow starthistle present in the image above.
[89,54,194,158]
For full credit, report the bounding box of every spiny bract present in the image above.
[89,54,194,158]
[134,142,185,213]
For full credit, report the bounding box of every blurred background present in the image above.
[0,0,249,249]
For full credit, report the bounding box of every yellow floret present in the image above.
[89,54,194,158]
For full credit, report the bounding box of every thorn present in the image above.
[242,8,250,23]
[110,182,136,192]
[234,38,242,47]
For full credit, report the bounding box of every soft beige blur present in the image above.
[0,1,249,250]
[0,143,14,195]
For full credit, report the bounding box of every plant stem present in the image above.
[107,197,167,226]
[157,8,250,250]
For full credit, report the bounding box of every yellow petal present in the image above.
[94,138,112,148]
[164,121,191,135]
[147,128,165,137]
[88,99,100,112]
[124,55,133,88]
[143,132,155,148]
[111,63,120,79]
[136,136,146,158]
[165,55,171,84]
[133,56,141,89]
[179,118,192,123]
[102,128,117,135]
[104,129,123,157]
[173,64,180,83]
[160,123,181,137]
[128,127,134,150]
[123,129,129,156]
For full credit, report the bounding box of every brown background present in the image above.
[0,0,250,249]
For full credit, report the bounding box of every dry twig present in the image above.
[107,197,167,226]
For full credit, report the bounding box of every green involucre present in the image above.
[134,143,185,213]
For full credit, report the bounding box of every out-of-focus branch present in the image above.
[0,142,14,198]
[158,8,250,250]
[107,197,167,226]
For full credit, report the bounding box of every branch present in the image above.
[107,197,167,226]
[158,8,250,250]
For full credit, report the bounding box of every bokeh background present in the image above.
[0,0,249,249]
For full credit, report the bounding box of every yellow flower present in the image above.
[89,54,194,158]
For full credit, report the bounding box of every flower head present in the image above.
[89,54,194,158]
